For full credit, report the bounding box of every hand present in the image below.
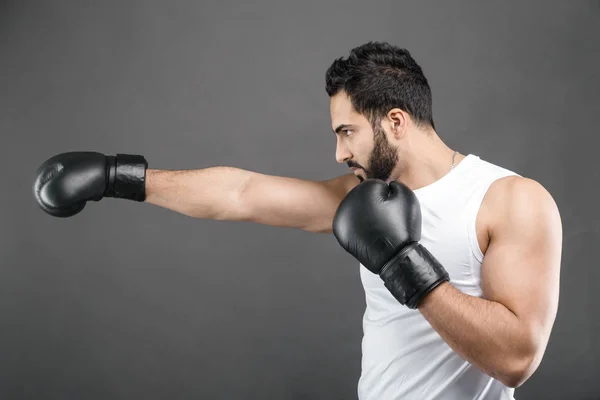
[333,179,449,308]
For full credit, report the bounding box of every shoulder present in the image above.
[482,176,561,239]
[323,173,360,198]
[485,176,556,214]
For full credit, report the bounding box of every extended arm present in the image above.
[33,151,359,233]
[145,167,358,233]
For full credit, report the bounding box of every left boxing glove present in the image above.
[33,152,148,218]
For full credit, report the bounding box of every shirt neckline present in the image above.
[412,154,477,197]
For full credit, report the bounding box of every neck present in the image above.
[393,131,465,190]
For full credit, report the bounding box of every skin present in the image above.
[330,91,463,188]
[329,91,562,388]
[418,176,562,388]
[145,90,562,389]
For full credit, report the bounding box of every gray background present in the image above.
[1,0,599,399]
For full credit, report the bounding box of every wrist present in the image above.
[417,281,451,311]
[143,169,160,201]
[379,243,450,309]
[104,154,148,201]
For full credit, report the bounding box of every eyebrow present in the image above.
[333,124,356,134]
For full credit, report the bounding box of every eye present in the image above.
[343,129,353,137]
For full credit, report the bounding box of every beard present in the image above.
[354,124,399,182]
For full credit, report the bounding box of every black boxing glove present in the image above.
[333,179,449,309]
[33,152,147,218]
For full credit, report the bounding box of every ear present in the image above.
[386,108,408,139]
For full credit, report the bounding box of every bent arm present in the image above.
[419,176,562,388]
[145,167,358,233]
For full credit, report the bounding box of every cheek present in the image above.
[360,139,376,162]
[347,134,374,167]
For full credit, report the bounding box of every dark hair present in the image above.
[325,41,435,130]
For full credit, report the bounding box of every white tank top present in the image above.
[358,154,519,400]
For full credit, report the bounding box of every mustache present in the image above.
[347,161,363,169]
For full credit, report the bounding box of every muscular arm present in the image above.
[144,167,359,233]
[418,176,562,388]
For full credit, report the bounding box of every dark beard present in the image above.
[364,124,399,181]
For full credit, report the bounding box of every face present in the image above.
[330,92,400,182]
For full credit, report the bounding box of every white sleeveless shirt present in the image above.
[357,154,519,400]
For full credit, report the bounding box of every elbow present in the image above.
[499,371,528,389]
[497,352,540,388]
[496,323,551,388]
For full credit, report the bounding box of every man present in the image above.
[33,42,562,399]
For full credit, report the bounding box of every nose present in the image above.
[335,138,352,164]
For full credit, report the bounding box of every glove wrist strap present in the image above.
[379,243,450,309]
[105,154,148,201]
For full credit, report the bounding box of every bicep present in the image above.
[481,177,562,345]
[242,172,358,233]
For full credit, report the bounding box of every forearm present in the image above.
[144,167,252,220]
[418,282,535,388]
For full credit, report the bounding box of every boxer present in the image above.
[33,41,562,400]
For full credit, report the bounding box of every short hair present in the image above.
[325,41,435,130]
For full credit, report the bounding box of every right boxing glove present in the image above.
[33,152,148,218]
